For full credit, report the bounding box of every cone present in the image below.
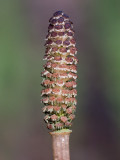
[41,10,78,132]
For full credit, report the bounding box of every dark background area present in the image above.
[0,0,120,160]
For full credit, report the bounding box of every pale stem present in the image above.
[50,131,71,160]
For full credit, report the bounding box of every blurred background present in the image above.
[0,0,120,160]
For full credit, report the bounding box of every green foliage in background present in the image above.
[96,0,120,122]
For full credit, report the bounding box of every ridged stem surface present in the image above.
[50,131,71,160]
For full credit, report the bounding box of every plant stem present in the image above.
[50,130,72,160]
